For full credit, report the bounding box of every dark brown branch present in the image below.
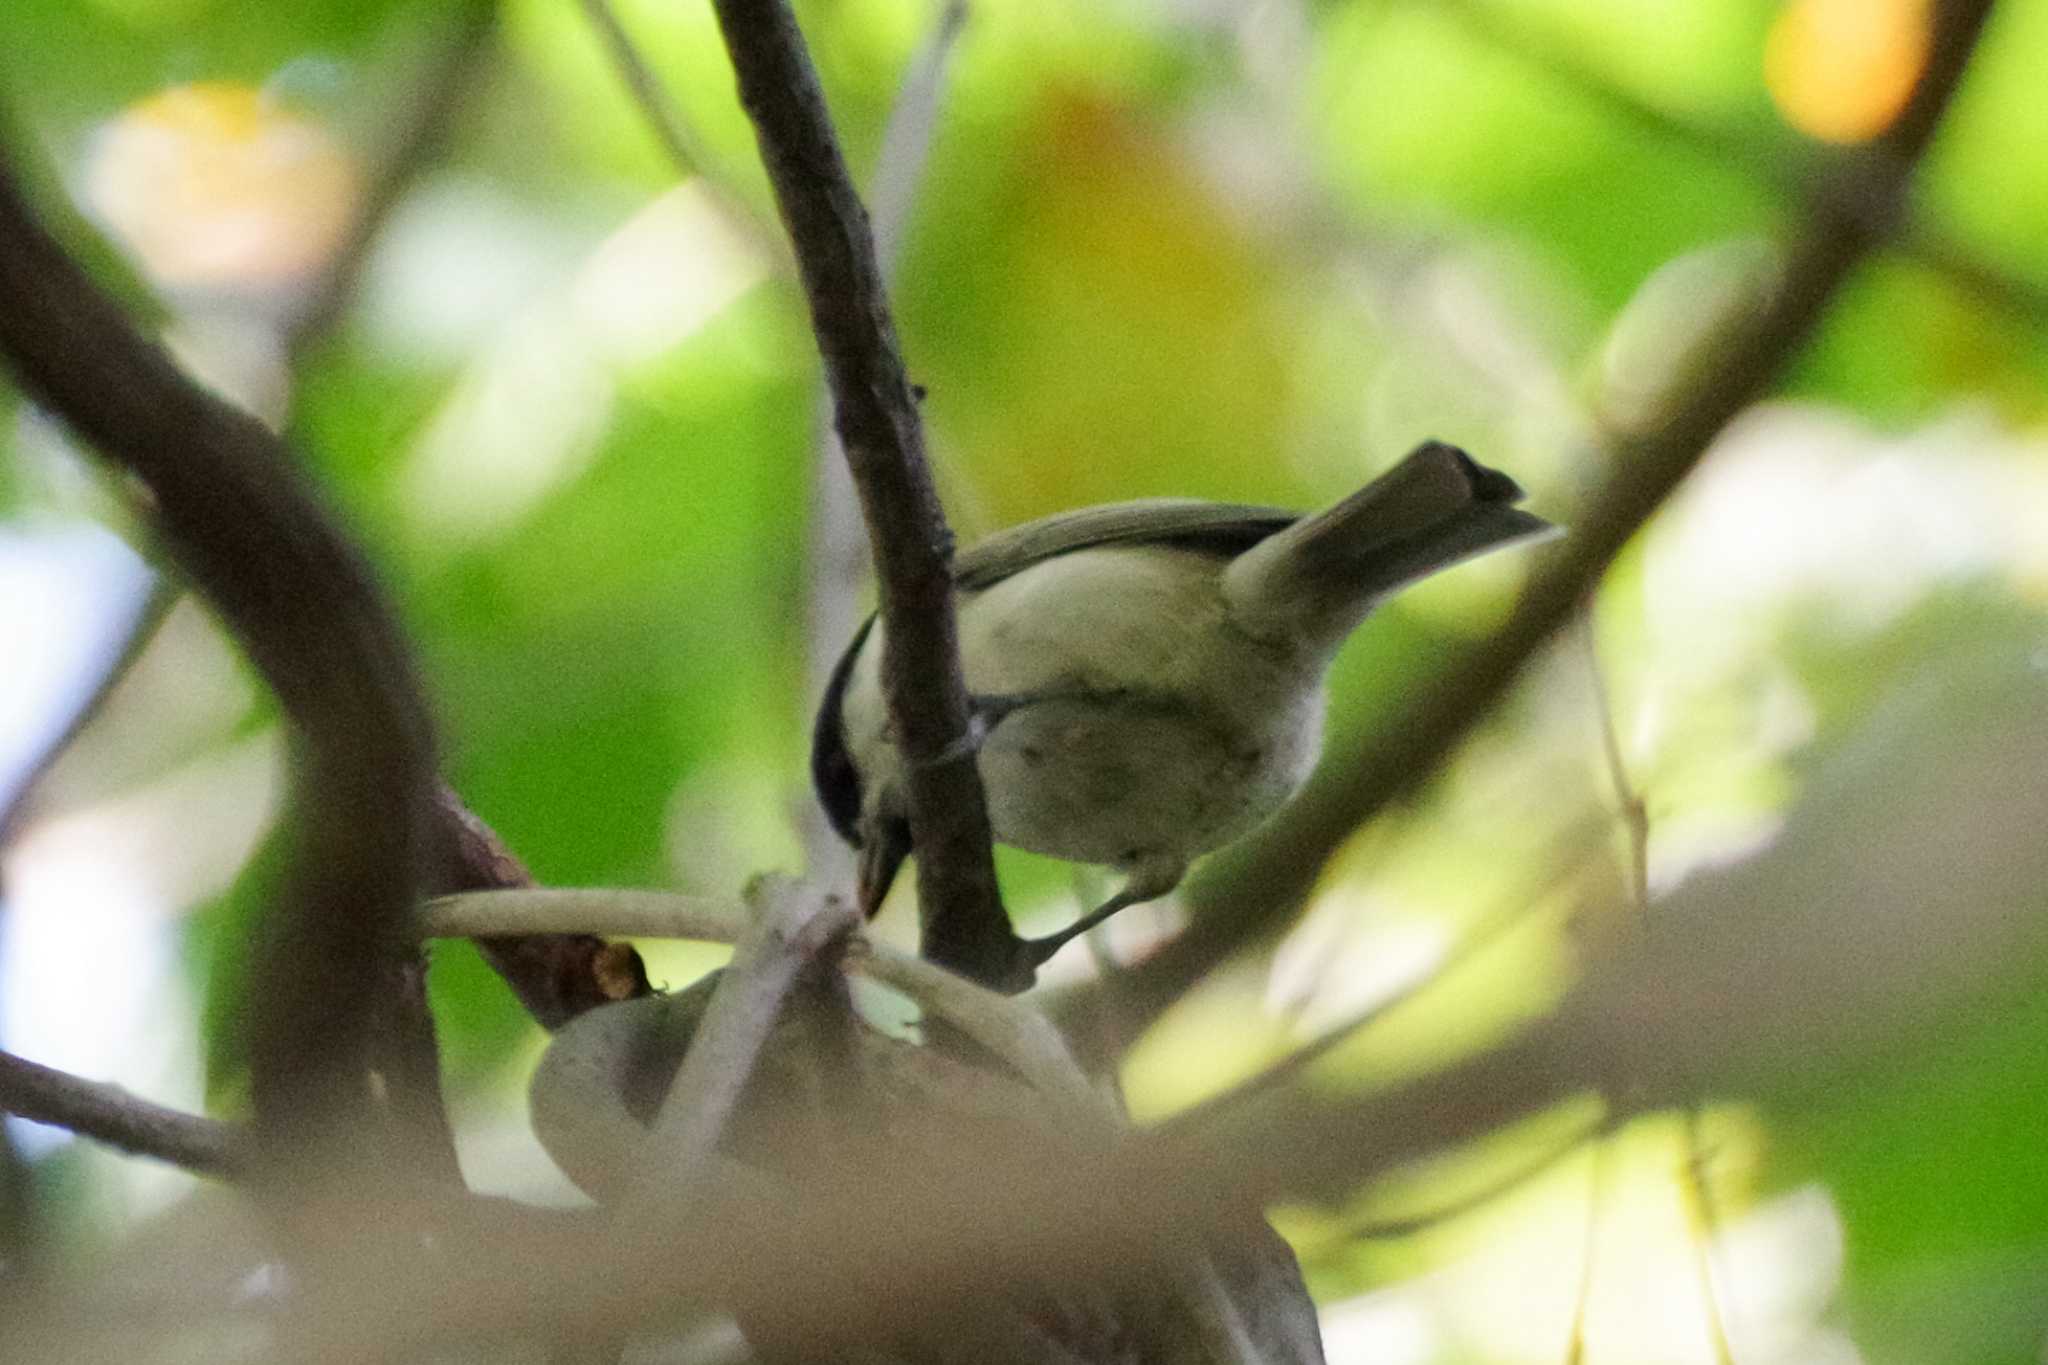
[1056,0,1999,1056]
[424,786,650,1029]
[0,27,499,1196]
[0,1048,243,1179]
[801,0,971,869]
[0,150,436,1198]
[708,0,1028,988]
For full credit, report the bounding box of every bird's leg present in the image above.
[1023,856,1186,967]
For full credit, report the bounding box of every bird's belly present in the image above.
[977,690,1320,870]
[948,547,1325,870]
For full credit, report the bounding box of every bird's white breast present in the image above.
[842,545,1327,873]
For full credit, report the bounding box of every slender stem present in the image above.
[574,0,780,254]
[1172,815,1608,1127]
[1562,1135,1613,1365]
[1326,1111,1601,1245]
[707,0,1026,987]
[1579,614,1738,1365]
[423,887,747,942]
[0,1048,243,1178]
[0,578,177,848]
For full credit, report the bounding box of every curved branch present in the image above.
[1058,0,2000,1055]
[0,150,435,1194]
[708,0,1029,990]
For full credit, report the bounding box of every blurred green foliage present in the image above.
[4,0,2048,1359]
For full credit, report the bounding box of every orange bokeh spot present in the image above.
[1765,0,1932,144]
[87,80,361,290]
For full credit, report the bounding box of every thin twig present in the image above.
[1052,0,1998,1060]
[1562,1135,1612,1365]
[708,0,1026,987]
[0,577,178,849]
[1327,1111,1602,1246]
[1576,610,1648,917]
[575,0,718,180]
[1579,611,1737,1364]
[1175,812,1610,1127]
[422,886,748,942]
[869,0,969,273]
[1678,1113,1742,1365]
[574,0,779,255]
[0,1048,243,1178]
[420,887,1090,1108]
[285,0,500,367]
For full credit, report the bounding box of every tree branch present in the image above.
[0,21,647,1041]
[0,1048,243,1178]
[420,886,1091,1108]
[801,0,970,871]
[1056,0,1999,1056]
[708,0,1026,988]
[0,147,436,1201]
[423,787,650,1029]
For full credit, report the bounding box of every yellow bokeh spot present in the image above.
[1765,0,1932,144]
[87,81,361,290]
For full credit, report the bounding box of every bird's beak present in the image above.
[854,816,911,918]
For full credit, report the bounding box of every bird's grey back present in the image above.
[952,498,1298,591]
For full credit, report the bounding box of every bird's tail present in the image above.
[1222,441,1554,654]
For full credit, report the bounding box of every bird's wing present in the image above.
[952,498,1298,591]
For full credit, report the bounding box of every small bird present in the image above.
[812,440,1553,968]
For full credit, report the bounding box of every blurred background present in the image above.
[3,0,2046,1361]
